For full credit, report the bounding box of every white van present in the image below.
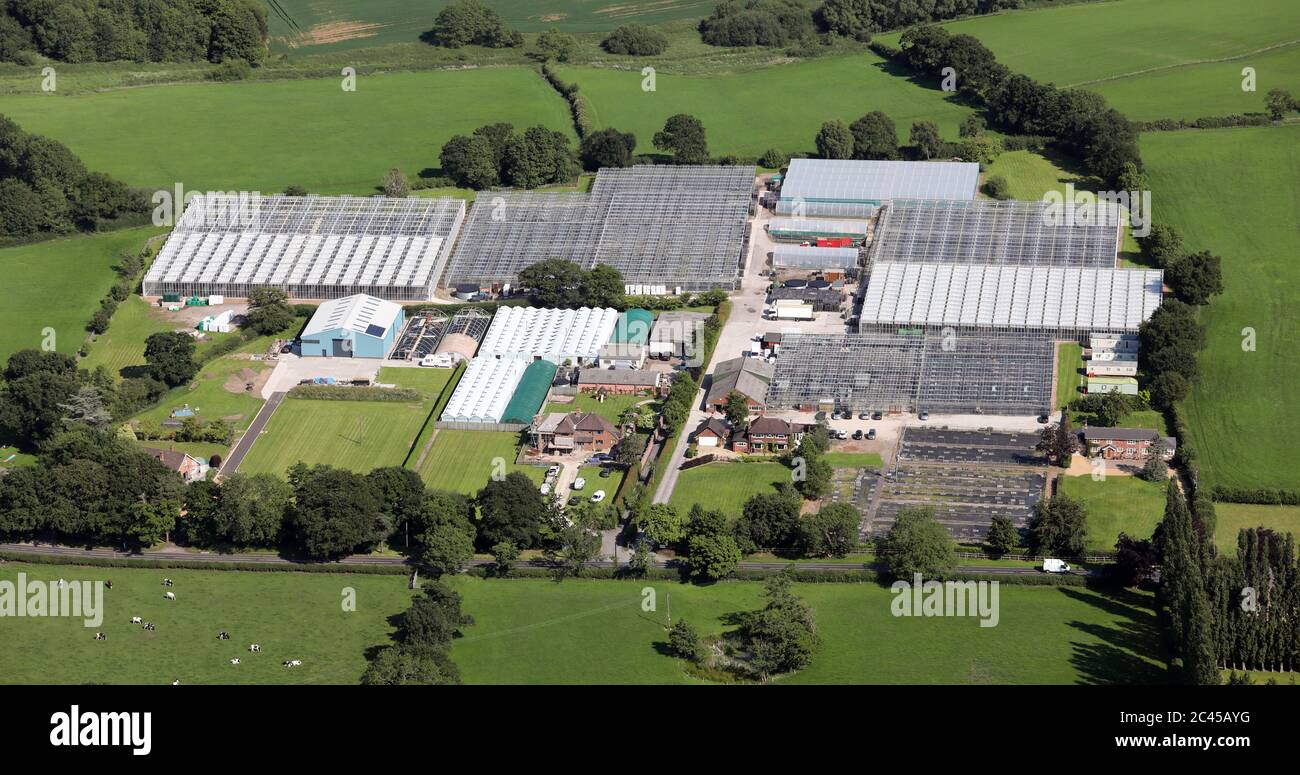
[1042,558,1071,574]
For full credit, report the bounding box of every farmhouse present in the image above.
[577,368,663,395]
[300,294,404,358]
[142,194,465,300]
[706,357,775,414]
[1083,428,1176,461]
[530,411,622,455]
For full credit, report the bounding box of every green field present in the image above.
[1212,503,1300,555]
[823,452,883,469]
[1057,475,1168,553]
[560,51,976,157]
[0,562,412,684]
[415,429,545,495]
[1,69,573,194]
[267,0,716,52]
[239,397,432,475]
[448,576,1166,684]
[0,227,163,363]
[669,460,790,516]
[1055,342,1084,405]
[888,0,1300,100]
[377,365,454,398]
[1142,125,1300,490]
[131,354,273,432]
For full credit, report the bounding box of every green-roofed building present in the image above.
[502,360,558,424]
[610,308,653,346]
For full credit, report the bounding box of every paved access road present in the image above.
[219,390,286,475]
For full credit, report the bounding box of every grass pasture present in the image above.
[1212,503,1300,556]
[1,69,573,195]
[0,562,412,684]
[888,0,1300,97]
[1057,474,1168,553]
[1141,125,1300,491]
[239,397,431,476]
[415,429,544,495]
[668,460,790,516]
[560,51,976,158]
[0,226,163,363]
[447,576,1166,684]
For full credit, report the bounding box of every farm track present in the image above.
[1064,38,1300,87]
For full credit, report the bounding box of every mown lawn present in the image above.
[1056,342,1084,406]
[1,69,573,194]
[415,429,544,495]
[544,392,654,423]
[0,226,164,363]
[668,460,790,516]
[1142,125,1300,490]
[447,576,1167,684]
[239,397,431,475]
[1057,475,1169,553]
[560,51,976,158]
[0,562,412,684]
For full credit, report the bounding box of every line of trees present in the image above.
[698,0,1021,48]
[515,259,626,310]
[0,0,268,65]
[890,24,1140,186]
[0,114,146,241]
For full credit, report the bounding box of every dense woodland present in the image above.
[0,0,268,64]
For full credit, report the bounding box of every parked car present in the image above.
[568,496,581,506]
[836,430,848,440]
[872,411,882,421]
[918,412,929,421]
[599,467,613,478]
[858,412,870,420]
[1037,414,1050,424]
[547,465,561,477]
[541,483,552,495]
[590,490,606,503]
[589,454,613,464]
[852,429,863,440]
[572,477,586,491]
[867,428,876,440]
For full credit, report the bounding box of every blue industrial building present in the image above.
[300,294,405,358]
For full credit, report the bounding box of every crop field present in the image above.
[668,461,790,516]
[1057,474,1167,553]
[239,398,431,475]
[1142,125,1300,491]
[267,0,716,52]
[0,562,412,684]
[0,227,163,363]
[0,69,573,195]
[883,0,1300,111]
[559,52,976,157]
[1212,503,1300,555]
[447,576,1166,684]
[415,429,545,495]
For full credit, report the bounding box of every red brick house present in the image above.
[1082,427,1177,461]
[731,417,807,454]
[143,447,209,483]
[691,418,731,448]
[531,411,622,455]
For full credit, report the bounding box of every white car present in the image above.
[540,482,551,495]
[590,490,606,504]
[572,477,586,491]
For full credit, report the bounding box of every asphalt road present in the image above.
[0,543,1088,576]
[220,390,286,474]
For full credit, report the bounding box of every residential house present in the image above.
[1082,427,1177,461]
[531,411,622,455]
[144,447,209,483]
[692,418,731,448]
[731,417,807,454]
